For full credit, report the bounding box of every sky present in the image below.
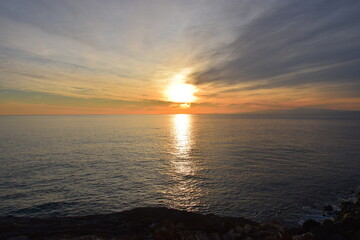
[0,0,359,115]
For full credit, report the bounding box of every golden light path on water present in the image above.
[174,114,192,160]
[164,114,206,211]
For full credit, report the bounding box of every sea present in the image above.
[0,114,359,225]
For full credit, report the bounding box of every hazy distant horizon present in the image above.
[1,108,360,116]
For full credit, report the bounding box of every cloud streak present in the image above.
[192,0,360,96]
[0,0,359,113]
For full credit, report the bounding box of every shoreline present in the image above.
[1,195,359,240]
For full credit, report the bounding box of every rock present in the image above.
[0,203,359,240]
[258,222,288,239]
[326,234,347,240]
[323,205,334,212]
[208,232,221,240]
[302,220,320,232]
[340,201,353,210]
[6,236,29,240]
[292,233,314,240]
[338,214,360,231]
[287,226,302,237]
[354,229,360,240]
[222,229,242,240]
[194,231,209,240]
[153,221,182,240]
[63,235,107,240]
[322,219,334,227]
[242,222,290,240]
[243,224,253,234]
[176,222,185,229]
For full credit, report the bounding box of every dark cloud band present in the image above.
[192,0,360,96]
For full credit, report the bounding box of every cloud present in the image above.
[1,0,359,113]
[0,0,230,103]
[192,0,360,95]
[0,89,174,108]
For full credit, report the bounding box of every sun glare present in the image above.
[165,72,197,105]
[166,83,197,103]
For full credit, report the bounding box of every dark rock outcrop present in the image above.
[0,195,359,240]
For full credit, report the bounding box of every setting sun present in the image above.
[165,71,198,105]
[166,82,197,103]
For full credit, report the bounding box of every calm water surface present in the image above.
[0,114,359,225]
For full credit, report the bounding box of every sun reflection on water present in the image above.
[163,114,205,211]
[174,114,192,159]
[172,114,196,176]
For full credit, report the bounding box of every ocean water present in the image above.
[0,114,359,225]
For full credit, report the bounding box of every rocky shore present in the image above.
[1,195,359,240]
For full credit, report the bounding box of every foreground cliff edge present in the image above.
[1,195,359,240]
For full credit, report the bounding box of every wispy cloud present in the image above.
[0,0,359,113]
[0,89,173,108]
[192,0,360,96]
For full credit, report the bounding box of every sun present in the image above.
[166,82,197,103]
[165,72,198,105]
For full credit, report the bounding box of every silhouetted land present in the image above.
[1,194,359,240]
